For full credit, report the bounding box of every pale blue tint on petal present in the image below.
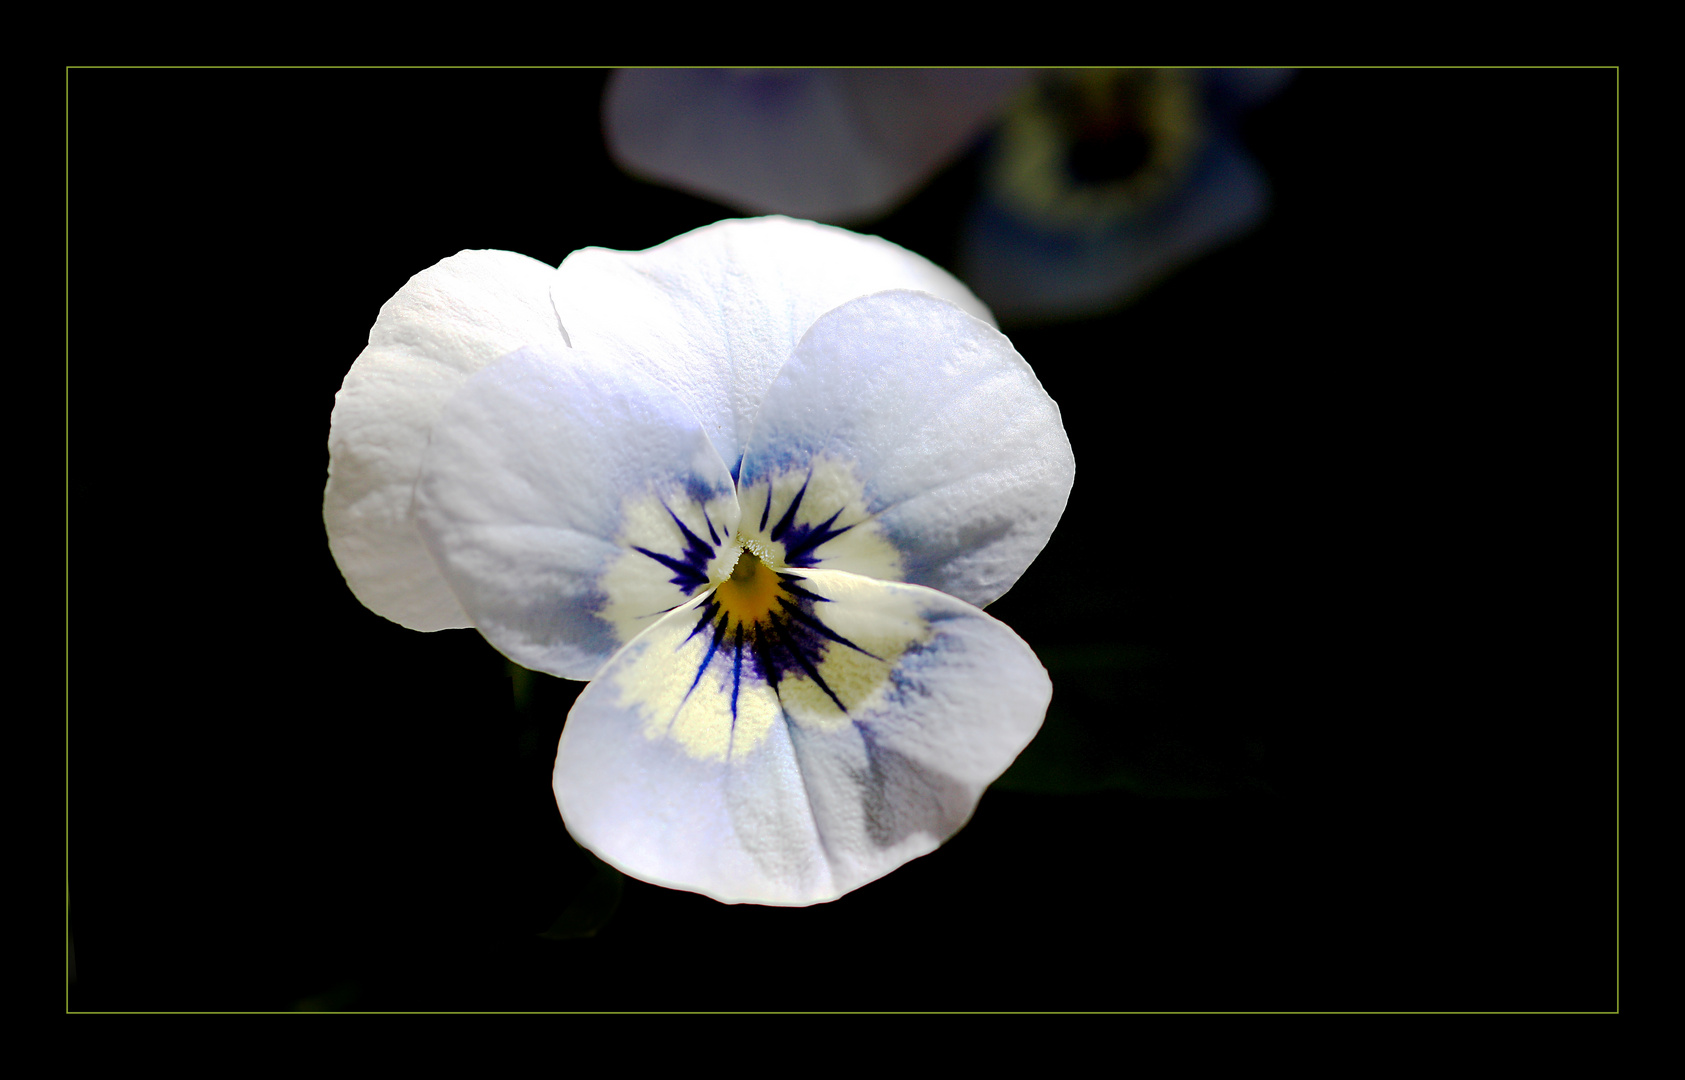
[413,347,738,680]
[739,290,1073,608]
[555,570,1050,906]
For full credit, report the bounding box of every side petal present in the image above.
[413,347,739,679]
[738,290,1074,608]
[554,570,1050,905]
[550,216,996,474]
[324,250,567,630]
[603,69,1031,223]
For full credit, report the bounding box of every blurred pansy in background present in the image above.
[960,68,1291,322]
[325,217,1074,905]
[605,69,1031,223]
[603,67,1289,322]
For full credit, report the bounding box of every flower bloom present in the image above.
[325,217,1075,905]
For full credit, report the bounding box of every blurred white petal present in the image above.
[605,69,1031,223]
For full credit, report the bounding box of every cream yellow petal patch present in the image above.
[606,595,780,763]
[737,453,903,580]
[773,569,929,734]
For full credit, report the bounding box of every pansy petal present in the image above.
[554,569,1049,905]
[738,290,1074,609]
[325,250,568,630]
[604,69,1031,223]
[550,216,995,474]
[413,347,738,679]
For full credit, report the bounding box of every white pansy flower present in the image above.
[325,217,1075,905]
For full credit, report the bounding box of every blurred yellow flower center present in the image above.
[716,548,783,630]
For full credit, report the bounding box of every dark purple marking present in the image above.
[749,622,787,696]
[718,573,876,721]
[779,507,853,567]
[777,595,882,660]
[671,601,728,730]
[730,624,745,720]
[654,474,890,725]
[634,504,719,595]
[768,474,809,542]
[681,575,882,723]
[778,575,832,605]
[683,596,720,645]
[761,474,856,567]
[770,618,849,713]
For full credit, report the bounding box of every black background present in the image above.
[69,68,1613,1011]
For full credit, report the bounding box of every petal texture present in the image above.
[550,217,996,474]
[325,250,567,630]
[740,290,1074,608]
[554,570,1050,905]
[414,347,738,679]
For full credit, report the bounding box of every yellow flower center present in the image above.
[715,547,784,630]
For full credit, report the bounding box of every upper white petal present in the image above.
[550,216,995,473]
[739,290,1074,608]
[324,250,567,630]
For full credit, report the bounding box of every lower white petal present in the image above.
[554,568,1050,905]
